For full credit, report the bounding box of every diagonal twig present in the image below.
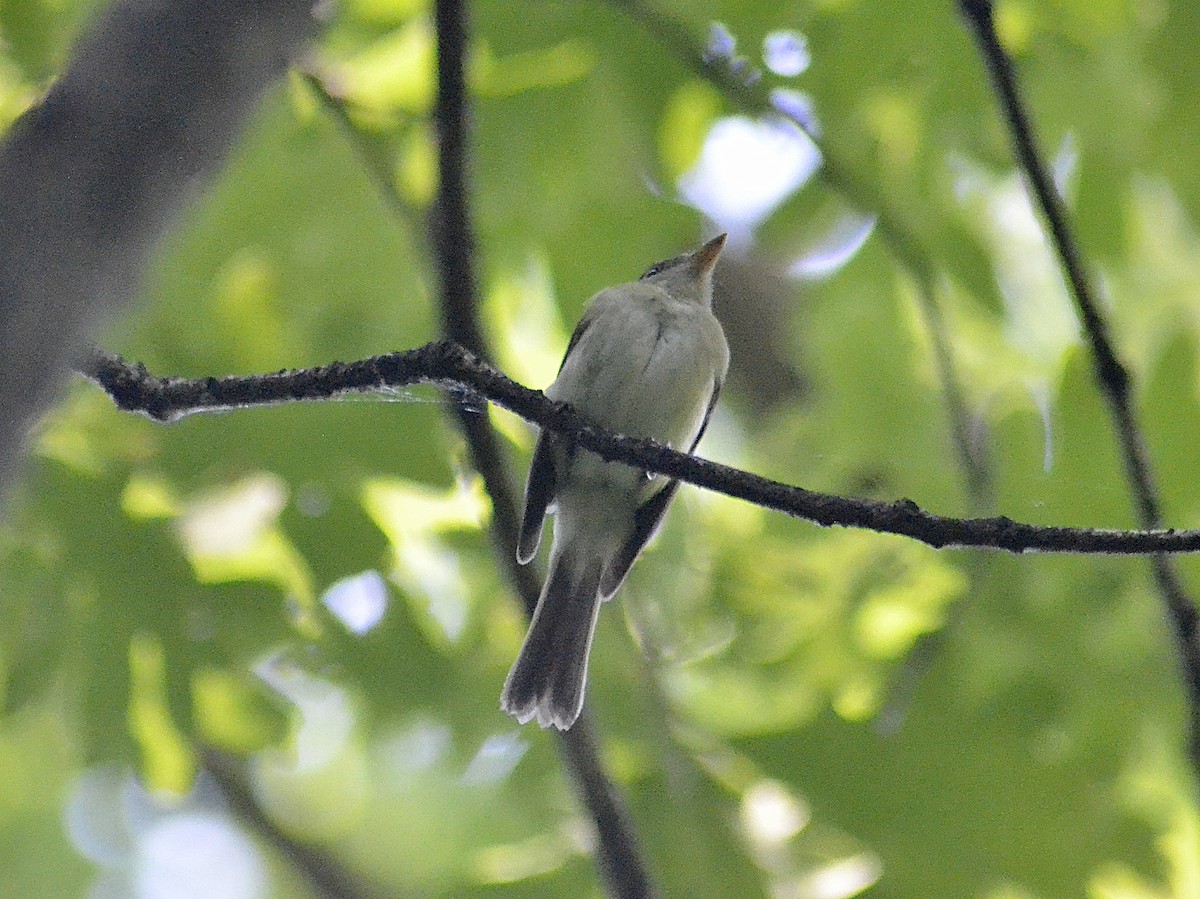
[202,747,378,899]
[958,0,1200,772]
[80,340,1200,558]
[300,69,425,240]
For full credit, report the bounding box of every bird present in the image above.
[500,233,731,730]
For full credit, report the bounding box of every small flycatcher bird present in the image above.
[501,234,731,730]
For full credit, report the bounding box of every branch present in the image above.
[957,0,1200,772]
[432,0,488,359]
[0,0,314,499]
[203,748,378,899]
[427,0,539,601]
[301,70,425,240]
[427,2,658,896]
[80,341,1200,557]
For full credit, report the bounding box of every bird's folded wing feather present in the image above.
[516,310,600,565]
[598,380,722,598]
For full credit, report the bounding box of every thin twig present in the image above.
[958,0,1200,770]
[300,69,425,239]
[428,2,658,896]
[80,341,1200,557]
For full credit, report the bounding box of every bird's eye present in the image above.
[640,254,684,280]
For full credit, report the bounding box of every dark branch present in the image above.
[428,0,537,602]
[80,341,1200,558]
[0,0,314,499]
[957,0,1200,771]
[432,0,488,358]
[957,0,1135,464]
[203,748,377,899]
[427,3,658,896]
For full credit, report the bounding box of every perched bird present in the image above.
[501,234,731,730]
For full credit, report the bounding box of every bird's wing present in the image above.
[517,311,601,564]
[597,379,722,599]
[558,309,595,373]
[516,430,556,564]
[684,377,723,455]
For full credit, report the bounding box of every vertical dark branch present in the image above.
[429,0,536,600]
[431,0,543,602]
[958,0,1200,771]
[429,2,658,895]
[559,715,661,897]
[958,2,1132,430]
[431,0,487,359]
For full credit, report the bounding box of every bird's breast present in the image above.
[548,293,725,452]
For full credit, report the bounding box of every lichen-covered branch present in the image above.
[81,341,1200,558]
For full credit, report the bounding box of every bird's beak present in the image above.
[692,233,728,277]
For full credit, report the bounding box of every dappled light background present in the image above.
[1,0,1200,896]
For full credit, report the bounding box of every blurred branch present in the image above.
[81,340,1200,557]
[607,0,997,726]
[0,0,315,501]
[427,2,658,897]
[606,0,993,506]
[203,748,378,899]
[958,0,1200,773]
[300,70,425,239]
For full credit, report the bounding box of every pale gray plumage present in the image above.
[501,234,730,730]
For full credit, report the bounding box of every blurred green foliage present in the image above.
[2,0,1200,896]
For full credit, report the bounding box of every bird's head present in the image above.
[639,233,727,305]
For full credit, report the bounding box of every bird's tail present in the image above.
[500,544,604,730]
